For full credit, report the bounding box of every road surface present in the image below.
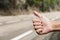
[0,12,60,40]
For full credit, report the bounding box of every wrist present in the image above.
[51,21,60,30]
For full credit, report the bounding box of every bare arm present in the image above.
[52,21,60,30]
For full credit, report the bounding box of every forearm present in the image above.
[52,21,60,30]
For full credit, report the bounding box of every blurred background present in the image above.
[0,0,60,40]
[0,0,60,16]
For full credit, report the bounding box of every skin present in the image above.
[32,11,60,35]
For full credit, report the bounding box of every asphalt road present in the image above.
[0,12,60,40]
[0,19,33,40]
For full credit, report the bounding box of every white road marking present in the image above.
[11,30,33,40]
[11,16,60,40]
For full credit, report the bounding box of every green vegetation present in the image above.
[0,0,10,9]
[25,0,58,12]
[0,0,60,12]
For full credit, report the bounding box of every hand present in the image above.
[33,11,53,35]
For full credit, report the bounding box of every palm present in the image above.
[33,11,53,34]
[39,16,52,34]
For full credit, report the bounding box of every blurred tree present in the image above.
[0,0,59,12]
[9,0,17,9]
[50,0,57,9]
[0,0,17,9]
[0,0,10,9]
[25,0,58,11]
[25,0,43,11]
[25,0,34,7]
[44,0,50,11]
[57,0,60,7]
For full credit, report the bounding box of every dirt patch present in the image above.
[0,8,35,16]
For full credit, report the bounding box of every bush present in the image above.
[50,0,57,9]
[0,0,10,9]
[25,0,58,12]
[0,0,58,11]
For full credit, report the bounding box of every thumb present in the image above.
[33,11,42,18]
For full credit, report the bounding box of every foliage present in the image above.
[25,0,57,11]
[0,0,10,9]
[0,0,59,12]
